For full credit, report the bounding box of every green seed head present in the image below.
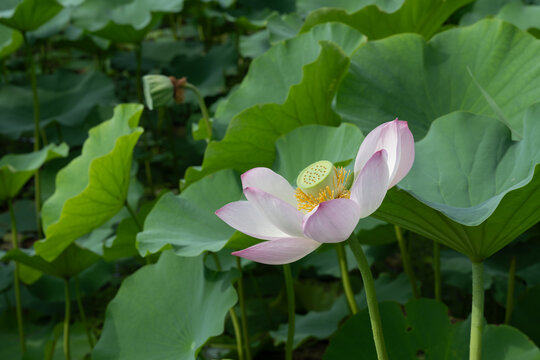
[296,160,336,197]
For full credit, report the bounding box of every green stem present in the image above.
[229,308,244,360]
[469,261,484,360]
[348,236,388,360]
[8,199,25,353]
[211,253,243,360]
[236,258,252,360]
[184,82,212,141]
[135,45,154,195]
[135,45,143,104]
[504,256,516,325]
[55,121,64,143]
[24,34,42,238]
[1,59,8,83]
[336,243,358,314]
[165,108,180,181]
[169,14,178,40]
[125,201,142,231]
[63,278,71,360]
[433,242,442,301]
[283,264,295,360]
[74,276,94,348]
[45,329,59,360]
[395,226,419,298]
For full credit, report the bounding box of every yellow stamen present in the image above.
[295,167,351,213]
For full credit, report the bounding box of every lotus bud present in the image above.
[142,74,174,110]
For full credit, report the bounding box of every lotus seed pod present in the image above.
[142,74,174,110]
[296,160,338,197]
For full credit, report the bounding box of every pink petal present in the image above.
[241,167,297,206]
[389,121,415,187]
[244,187,304,237]
[350,150,390,218]
[216,201,289,240]
[354,119,414,188]
[302,198,361,243]
[232,237,321,265]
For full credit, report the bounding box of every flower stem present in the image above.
[74,275,94,348]
[229,308,244,360]
[184,82,212,141]
[63,278,72,360]
[282,264,295,360]
[236,258,252,360]
[8,199,25,353]
[504,256,516,325]
[469,261,484,360]
[336,243,358,314]
[348,236,388,360]
[135,44,154,195]
[210,253,243,360]
[24,34,42,238]
[395,226,419,298]
[433,242,441,301]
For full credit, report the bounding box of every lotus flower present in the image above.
[216,119,414,265]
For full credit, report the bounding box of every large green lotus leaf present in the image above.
[214,22,365,132]
[324,299,540,359]
[0,143,68,202]
[459,0,510,25]
[239,30,270,58]
[270,273,412,348]
[266,12,303,44]
[0,0,62,32]
[335,19,540,139]
[376,109,540,261]
[0,71,115,137]
[273,123,363,182]
[1,243,100,278]
[137,170,242,257]
[296,0,404,14]
[0,23,22,58]
[102,198,156,261]
[92,251,237,360]
[71,0,183,43]
[186,37,360,187]
[34,104,143,262]
[460,0,539,32]
[497,2,540,34]
[300,0,473,40]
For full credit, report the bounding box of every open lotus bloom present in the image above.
[216,119,415,265]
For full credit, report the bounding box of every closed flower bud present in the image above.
[142,74,174,110]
